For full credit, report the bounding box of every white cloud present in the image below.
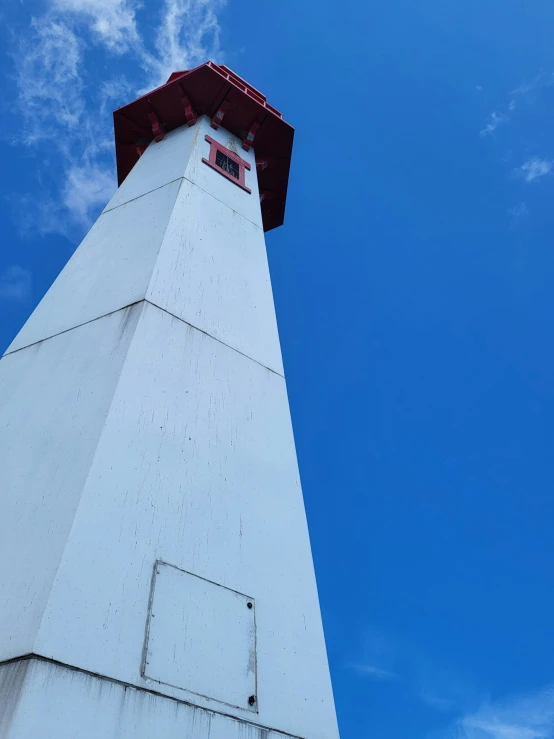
[0,266,32,301]
[52,0,139,51]
[517,157,553,182]
[139,0,226,90]
[98,78,134,117]
[479,70,554,145]
[510,79,540,99]
[16,18,84,143]
[417,664,479,717]
[480,112,508,137]
[420,687,456,712]
[508,202,529,228]
[509,73,554,108]
[348,664,398,681]
[62,164,116,228]
[11,0,227,236]
[440,685,554,739]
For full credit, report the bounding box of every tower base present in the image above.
[0,657,299,739]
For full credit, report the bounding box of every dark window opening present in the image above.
[216,150,239,179]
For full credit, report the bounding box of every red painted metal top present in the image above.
[113,61,294,232]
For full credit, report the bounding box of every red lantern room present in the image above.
[113,62,294,232]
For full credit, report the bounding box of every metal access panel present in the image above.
[142,561,257,712]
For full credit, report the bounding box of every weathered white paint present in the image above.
[5,120,281,374]
[6,182,181,354]
[0,659,298,739]
[0,305,142,661]
[0,114,340,738]
[30,301,335,735]
[147,178,283,374]
[102,123,199,214]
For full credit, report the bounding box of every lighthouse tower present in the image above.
[0,64,340,739]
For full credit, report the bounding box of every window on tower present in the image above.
[215,149,240,180]
[202,135,252,194]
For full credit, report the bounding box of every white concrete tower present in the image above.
[0,63,340,739]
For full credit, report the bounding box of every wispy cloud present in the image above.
[480,112,508,137]
[417,663,480,717]
[478,72,554,213]
[421,689,456,712]
[141,0,226,91]
[508,202,529,228]
[0,266,32,302]
[16,18,84,145]
[509,72,554,112]
[510,78,541,98]
[11,0,227,237]
[348,663,399,681]
[62,164,116,228]
[479,71,554,145]
[52,0,140,52]
[438,685,554,739]
[517,157,553,183]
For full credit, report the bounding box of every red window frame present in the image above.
[202,135,252,194]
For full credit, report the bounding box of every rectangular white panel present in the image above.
[143,562,257,712]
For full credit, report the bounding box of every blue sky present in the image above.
[3,1,554,737]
